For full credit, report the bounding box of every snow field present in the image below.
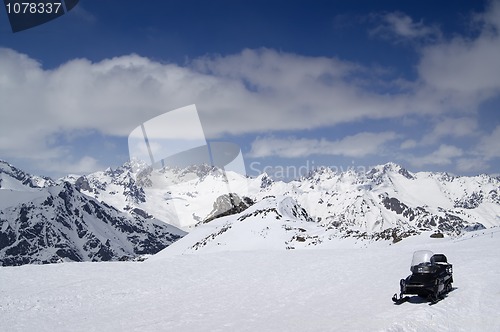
[1,230,499,331]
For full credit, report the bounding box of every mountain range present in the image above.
[1,159,499,264]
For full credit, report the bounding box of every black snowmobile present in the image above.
[392,250,453,304]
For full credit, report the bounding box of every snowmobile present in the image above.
[392,250,453,304]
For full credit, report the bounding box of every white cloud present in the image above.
[418,1,500,98]
[420,117,479,145]
[1,2,500,175]
[476,125,500,160]
[475,0,500,34]
[400,139,417,149]
[404,121,499,173]
[0,46,481,162]
[370,12,441,42]
[0,47,434,166]
[456,157,490,173]
[419,38,500,96]
[248,132,398,158]
[407,144,463,167]
[38,156,105,176]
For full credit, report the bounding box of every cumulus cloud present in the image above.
[248,132,398,158]
[400,139,417,150]
[1,3,500,175]
[456,157,490,173]
[370,11,441,42]
[475,125,500,160]
[39,156,105,175]
[0,47,480,157]
[408,144,463,167]
[419,117,479,145]
[418,1,500,98]
[0,47,440,168]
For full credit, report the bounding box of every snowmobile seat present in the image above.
[431,254,448,264]
[431,254,452,277]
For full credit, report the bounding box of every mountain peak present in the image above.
[367,162,414,179]
[303,166,337,180]
[256,172,273,188]
[0,160,55,189]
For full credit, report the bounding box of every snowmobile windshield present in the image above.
[411,250,434,268]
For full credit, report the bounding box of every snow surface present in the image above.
[1,229,499,332]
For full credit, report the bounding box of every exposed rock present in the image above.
[203,193,254,223]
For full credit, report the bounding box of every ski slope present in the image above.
[0,229,499,331]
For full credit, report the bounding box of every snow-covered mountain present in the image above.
[2,159,499,265]
[62,163,252,230]
[0,160,55,190]
[265,163,499,239]
[0,161,185,266]
[65,161,500,250]
[157,196,325,255]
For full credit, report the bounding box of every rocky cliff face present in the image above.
[0,161,185,266]
[202,193,254,224]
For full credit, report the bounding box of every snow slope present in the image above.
[156,196,322,255]
[0,229,499,332]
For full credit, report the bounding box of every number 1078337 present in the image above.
[5,2,62,14]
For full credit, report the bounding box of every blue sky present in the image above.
[0,0,499,179]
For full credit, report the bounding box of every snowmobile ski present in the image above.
[392,293,410,305]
